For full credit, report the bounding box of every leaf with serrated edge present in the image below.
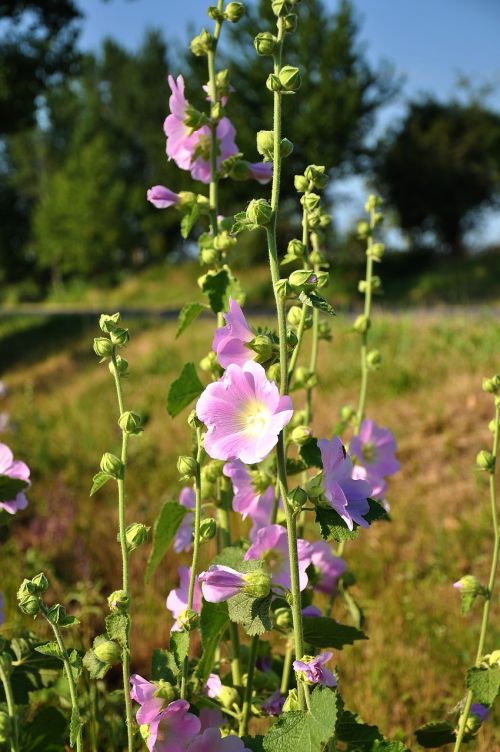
[263,686,337,752]
[170,631,189,670]
[167,362,204,417]
[105,613,129,649]
[466,665,500,705]
[151,648,178,682]
[90,471,112,496]
[70,706,83,747]
[228,592,272,636]
[83,648,109,679]
[35,642,62,660]
[197,601,229,682]
[146,501,187,583]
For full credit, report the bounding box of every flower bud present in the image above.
[154,680,177,703]
[177,455,197,480]
[489,419,497,433]
[218,686,240,709]
[200,351,218,373]
[256,129,274,160]
[369,242,385,261]
[282,688,300,712]
[289,269,318,291]
[108,590,129,613]
[315,271,329,288]
[249,334,274,362]
[302,193,321,212]
[275,279,292,299]
[304,164,328,189]
[199,517,217,543]
[482,375,500,394]
[278,65,301,92]
[213,232,235,252]
[190,29,214,56]
[357,221,370,239]
[254,32,278,56]
[46,603,69,625]
[286,330,298,349]
[274,607,293,629]
[266,74,283,93]
[486,649,500,666]
[353,314,370,333]
[110,327,130,347]
[476,450,495,472]
[94,639,121,665]
[287,486,307,514]
[287,305,303,327]
[125,522,149,552]
[287,239,305,258]
[272,0,290,16]
[200,247,219,266]
[283,13,297,32]
[31,572,49,593]
[280,138,294,158]
[454,574,482,595]
[246,199,273,227]
[93,337,114,359]
[110,355,129,376]
[243,570,272,599]
[100,452,123,478]
[118,411,143,435]
[372,211,384,226]
[294,366,316,389]
[0,712,12,744]
[294,175,309,193]
[364,194,383,212]
[224,2,245,22]
[18,593,40,616]
[309,248,324,265]
[290,426,312,446]
[99,312,120,333]
[267,363,281,384]
[177,608,199,632]
[367,349,382,370]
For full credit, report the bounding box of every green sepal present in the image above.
[70,706,83,748]
[83,647,110,680]
[180,203,200,239]
[90,471,112,496]
[299,438,322,468]
[299,290,335,316]
[167,362,204,417]
[231,211,260,235]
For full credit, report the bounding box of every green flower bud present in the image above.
[278,65,301,92]
[30,572,49,593]
[290,408,307,427]
[302,192,321,212]
[290,426,313,446]
[204,460,225,481]
[294,174,309,193]
[286,329,298,349]
[108,590,129,613]
[287,486,307,514]
[201,475,216,500]
[280,137,294,158]
[177,608,199,632]
[199,517,217,543]
[118,411,143,435]
[218,685,240,709]
[93,337,114,359]
[154,680,177,703]
[267,363,281,384]
[243,570,272,599]
[482,375,500,394]
[367,349,382,370]
[357,220,371,239]
[486,649,500,666]
[289,269,318,290]
[353,314,370,333]
[340,405,356,422]
[287,239,305,258]
[110,327,130,347]
[200,247,219,265]
[0,712,12,744]
[249,334,274,362]
[190,29,214,56]
[372,211,384,226]
[369,242,385,261]
[213,232,235,252]
[283,688,300,712]
[94,639,121,665]
[246,199,273,227]
[177,455,197,480]
[256,129,274,160]
[109,355,129,376]
[224,2,245,22]
[364,194,383,212]
[455,574,482,596]
[287,305,303,327]
[283,13,297,32]
[254,32,278,56]
[18,593,40,616]
[46,603,70,625]
[200,350,219,372]
[99,312,120,333]
[476,450,495,473]
[315,270,329,288]
[178,191,197,208]
[309,248,324,265]
[318,321,332,340]
[266,73,283,92]
[275,279,292,299]
[274,606,293,629]
[250,469,273,494]
[207,5,223,20]
[489,419,497,433]
[125,522,149,552]
[100,452,123,478]
[294,366,316,389]
[304,164,328,189]
[188,410,203,430]
[272,0,290,17]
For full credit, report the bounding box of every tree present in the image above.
[373,98,500,257]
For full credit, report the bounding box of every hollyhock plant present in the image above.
[318,437,372,531]
[147,185,180,209]
[205,673,222,699]
[173,487,195,553]
[293,652,337,687]
[0,442,30,514]
[164,75,200,171]
[470,704,489,723]
[223,459,275,540]
[262,689,285,717]
[245,524,312,591]
[212,298,254,369]
[196,361,293,464]
[187,727,251,752]
[130,674,165,725]
[199,564,271,603]
[199,707,224,732]
[146,699,200,752]
[189,118,239,184]
[166,566,202,631]
[350,419,400,500]
[310,540,346,595]
[248,162,273,184]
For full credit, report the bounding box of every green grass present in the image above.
[0,308,499,749]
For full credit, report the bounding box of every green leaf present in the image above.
[167,362,204,417]
[466,665,500,705]
[414,721,456,748]
[180,203,200,239]
[198,601,230,682]
[316,499,388,543]
[90,471,112,496]
[20,706,68,752]
[299,439,322,469]
[83,648,109,679]
[145,501,187,583]
[263,686,337,752]
[231,211,259,235]
[341,586,365,629]
[364,499,390,524]
[336,709,382,745]
[170,631,190,670]
[35,642,62,660]
[68,649,82,684]
[299,290,335,316]
[201,268,231,314]
[70,706,83,748]
[243,736,265,752]
[228,592,273,636]
[302,616,367,649]
[213,545,246,570]
[0,473,29,502]
[105,613,129,649]
[371,742,410,752]
[176,303,207,339]
[151,648,178,683]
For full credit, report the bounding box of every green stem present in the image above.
[280,640,294,694]
[287,197,311,386]
[0,665,19,752]
[355,219,375,430]
[239,635,259,736]
[218,489,243,691]
[305,234,321,424]
[453,404,500,752]
[180,427,204,699]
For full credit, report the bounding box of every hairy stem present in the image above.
[239,635,259,736]
[356,215,376,430]
[0,664,19,752]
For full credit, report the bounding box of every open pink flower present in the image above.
[212,298,254,369]
[190,118,239,184]
[147,185,180,209]
[164,75,199,171]
[223,460,275,541]
[248,162,273,184]
[147,699,200,752]
[205,674,223,699]
[174,487,195,553]
[245,524,312,591]
[0,442,30,514]
[196,361,293,464]
[166,566,202,632]
[350,419,400,501]
[130,674,165,725]
[318,437,372,531]
[187,728,251,752]
[199,565,247,602]
[293,652,337,687]
[310,541,346,595]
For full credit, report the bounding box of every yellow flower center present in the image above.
[262,548,284,574]
[240,400,271,436]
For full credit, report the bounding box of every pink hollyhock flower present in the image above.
[166,566,202,632]
[0,442,30,514]
[130,674,165,725]
[199,707,224,732]
[302,605,322,617]
[187,727,251,752]
[262,689,285,716]
[293,652,337,687]
[164,75,199,171]
[147,185,180,209]
[174,487,195,553]
[310,541,346,595]
[147,699,200,752]
[318,437,372,531]
[212,298,254,369]
[199,565,246,602]
[248,162,273,184]
[245,524,312,591]
[349,419,400,501]
[196,361,293,464]
[190,118,239,184]
[223,460,275,541]
[205,673,222,699]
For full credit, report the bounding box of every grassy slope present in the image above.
[0,310,499,749]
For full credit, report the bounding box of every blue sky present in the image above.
[80,0,500,244]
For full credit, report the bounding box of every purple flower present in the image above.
[470,704,489,722]
[199,565,246,602]
[146,699,200,752]
[212,298,254,369]
[130,674,165,725]
[196,361,293,464]
[310,541,346,595]
[302,605,322,617]
[174,487,195,553]
[223,459,275,541]
[205,673,223,699]
[245,524,312,591]
[199,707,224,731]
[147,185,181,209]
[164,75,199,171]
[350,420,400,501]
[318,437,372,531]
[293,652,337,687]
[187,727,251,752]
[248,162,273,184]
[262,689,285,716]
[166,566,202,632]
[190,118,238,184]
[0,442,30,514]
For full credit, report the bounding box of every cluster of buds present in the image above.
[199,217,237,268]
[17,573,78,627]
[94,312,130,368]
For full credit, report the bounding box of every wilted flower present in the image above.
[318,437,372,530]
[223,459,275,540]
[147,185,180,209]
[349,419,400,500]
[166,566,202,632]
[0,442,30,514]
[174,487,195,553]
[245,524,312,591]
[146,699,200,752]
[309,541,346,595]
[293,652,337,687]
[196,361,293,464]
[212,298,254,369]
[262,689,285,716]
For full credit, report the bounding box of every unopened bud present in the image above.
[154,680,177,703]
[110,355,129,376]
[246,199,273,227]
[364,194,383,213]
[340,405,356,422]
[476,450,495,473]
[287,305,303,327]
[267,363,281,384]
[372,211,384,226]
[304,164,328,189]
[289,269,318,290]
[287,239,305,258]
[108,590,129,613]
[125,522,149,552]
[294,175,309,193]
[30,572,49,593]
[243,570,272,599]
[94,639,121,664]
[200,247,218,265]
[93,337,114,359]
[200,351,218,372]
[353,314,370,333]
[278,65,301,92]
[199,518,217,543]
[283,13,297,32]
[256,130,274,161]
[302,193,321,212]
[254,32,278,56]
[367,349,382,370]
[357,221,370,239]
[287,486,307,514]
[188,410,203,430]
[110,327,130,347]
[482,375,500,394]
[99,313,120,333]
[177,455,197,480]
[249,334,274,362]
[275,279,292,299]
[218,686,240,709]
[118,411,143,435]
[274,607,293,630]
[224,2,245,22]
[291,426,312,446]
[369,242,385,261]
[282,688,300,712]
[100,452,123,478]
[18,593,40,616]
[266,73,282,92]
[272,0,290,17]
[454,575,482,595]
[190,29,213,56]
[177,608,199,632]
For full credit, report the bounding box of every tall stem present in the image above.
[356,217,376,430]
[453,403,499,752]
[218,488,243,690]
[287,188,312,386]
[280,640,294,695]
[239,635,259,736]
[0,664,19,752]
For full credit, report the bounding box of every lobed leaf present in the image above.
[302,616,367,649]
[180,203,200,239]
[228,592,273,636]
[90,471,112,496]
[263,686,337,752]
[466,665,500,705]
[151,648,178,683]
[105,613,129,649]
